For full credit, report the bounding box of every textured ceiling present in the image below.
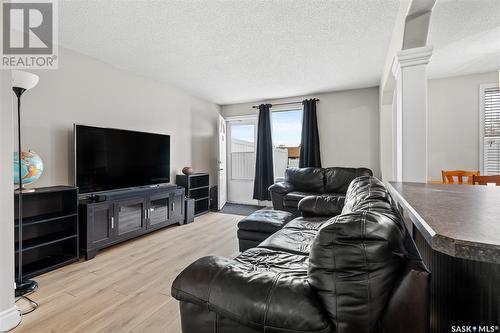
[428,0,500,79]
[59,0,400,104]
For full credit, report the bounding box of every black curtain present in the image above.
[299,99,321,168]
[253,104,274,200]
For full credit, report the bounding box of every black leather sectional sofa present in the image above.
[269,167,373,214]
[172,176,429,333]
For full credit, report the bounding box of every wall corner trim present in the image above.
[0,306,21,332]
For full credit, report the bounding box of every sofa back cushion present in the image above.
[285,167,325,193]
[308,176,407,333]
[324,167,373,194]
[341,175,391,214]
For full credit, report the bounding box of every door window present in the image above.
[230,123,256,180]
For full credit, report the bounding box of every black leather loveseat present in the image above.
[172,177,429,333]
[269,167,372,214]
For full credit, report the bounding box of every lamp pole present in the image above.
[11,70,39,297]
[14,88,24,288]
[12,87,37,296]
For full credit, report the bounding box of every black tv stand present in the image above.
[79,185,185,260]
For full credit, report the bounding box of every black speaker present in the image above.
[93,186,166,202]
[184,198,195,224]
[210,186,218,211]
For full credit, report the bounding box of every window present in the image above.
[230,123,256,180]
[480,84,500,175]
[271,109,303,179]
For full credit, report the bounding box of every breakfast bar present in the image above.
[388,182,500,333]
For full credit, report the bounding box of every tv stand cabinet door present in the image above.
[147,193,171,229]
[115,198,147,238]
[170,190,184,224]
[89,202,115,249]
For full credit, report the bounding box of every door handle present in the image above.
[172,202,175,212]
[111,216,114,229]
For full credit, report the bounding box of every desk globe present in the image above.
[14,150,44,187]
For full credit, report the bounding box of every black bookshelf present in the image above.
[15,186,79,279]
[176,173,209,216]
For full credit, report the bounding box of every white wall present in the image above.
[0,71,21,331]
[379,102,395,182]
[221,87,380,176]
[20,47,220,188]
[427,71,498,180]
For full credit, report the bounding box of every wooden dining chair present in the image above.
[441,170,480,184]
[472,175,500,186]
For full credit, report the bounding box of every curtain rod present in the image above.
[251,98,319,109]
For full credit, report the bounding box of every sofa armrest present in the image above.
[298,195,345,217]
[269,182,295,211]
[269,181,295,194]
[171,256,331,333]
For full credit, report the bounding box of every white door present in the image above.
[217,115,227,210]
[227,117,258,205]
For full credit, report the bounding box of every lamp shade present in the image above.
[12,70,39,90]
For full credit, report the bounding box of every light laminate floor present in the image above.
[13,212,241,333]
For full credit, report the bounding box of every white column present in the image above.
[0,71,20,331]
[392,46,432,182]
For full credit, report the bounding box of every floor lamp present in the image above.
[12,70,39,297]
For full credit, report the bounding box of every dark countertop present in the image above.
[388,182,500,264]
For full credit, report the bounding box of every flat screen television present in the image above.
[75,125,170,194]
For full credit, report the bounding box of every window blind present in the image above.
[482,86,500,175]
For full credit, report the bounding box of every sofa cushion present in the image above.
[258,227,318,255]
[235,247,310,272]
[324,167,373,194]
[285,167,325,193]
[172,254,332,333]
[298,194,345,217]
[283,191,318,207]
[308,177,407,333]
[283,216,330,231]
[237,209,295,233]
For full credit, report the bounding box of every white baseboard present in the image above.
[226,200,272,207]
[0,306,21,332]
[257,200,272,207]
[226,200,258,205]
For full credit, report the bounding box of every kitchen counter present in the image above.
[388,182,500,333]
[388,182,500,264]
